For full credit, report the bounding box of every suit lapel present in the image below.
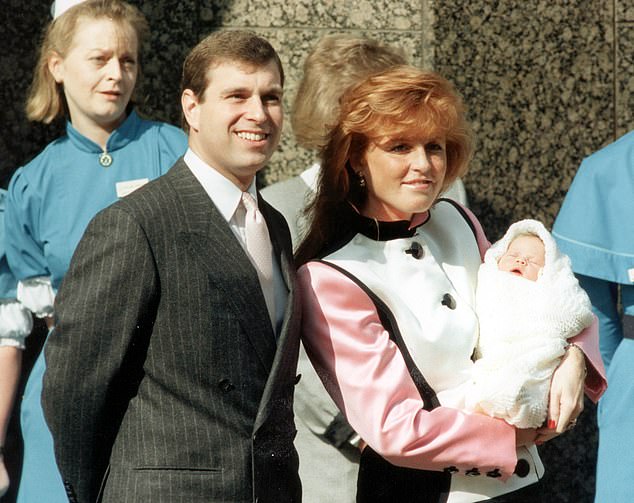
[167,161,277,372]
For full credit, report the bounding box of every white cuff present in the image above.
[17,277,55,318]
[0,299,33,349]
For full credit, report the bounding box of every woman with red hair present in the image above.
[296,66,605,502]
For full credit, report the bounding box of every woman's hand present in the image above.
[535,344,586,444]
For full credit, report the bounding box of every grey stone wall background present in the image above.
[1,1,632,501]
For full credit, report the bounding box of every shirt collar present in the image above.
[183,148,257,223]
[65,109,141,153]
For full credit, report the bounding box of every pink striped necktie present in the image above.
[241,192,276,328]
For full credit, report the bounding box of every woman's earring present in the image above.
[357,172,366,188]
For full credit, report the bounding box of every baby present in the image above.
[465,219,594,428]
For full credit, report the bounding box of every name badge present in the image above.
[116,178,149,198]
[628,268,634,283]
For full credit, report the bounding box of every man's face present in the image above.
[183,60,283,189]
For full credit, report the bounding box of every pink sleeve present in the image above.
[298,261,518,479]
[568,317,607,402]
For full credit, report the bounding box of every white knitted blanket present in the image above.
[465,220,594,428]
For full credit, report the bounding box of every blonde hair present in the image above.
[291,35,407,150]
[296,66,473,264]
[26,0,148,124]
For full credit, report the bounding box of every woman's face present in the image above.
[49,17,138,135]
[357,132,447,221]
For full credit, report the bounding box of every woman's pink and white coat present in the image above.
[299,200,605,502]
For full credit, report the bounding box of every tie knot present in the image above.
[241,192,258,211]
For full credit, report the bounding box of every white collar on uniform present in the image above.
[184,148,257,224]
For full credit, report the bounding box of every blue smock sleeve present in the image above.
[5,168,55,317]
[6,168,50,281]
[1,188,33,348]
[0,189,18,298]
[156,123,187,175]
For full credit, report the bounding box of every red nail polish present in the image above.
[547,420,556,429]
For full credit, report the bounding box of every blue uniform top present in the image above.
[3,110,187,294]
[553,129,634,286]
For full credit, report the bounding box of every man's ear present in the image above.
[48,51,65,84]
[181,89,200,132]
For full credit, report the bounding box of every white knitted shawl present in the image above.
[466,219,594,428]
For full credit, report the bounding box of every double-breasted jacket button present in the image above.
[486,468,502,478]
[218,378,235,393]
[404,241,424,259]
[443,466,459,474]
[465,468,481,477]
[441,293,456,310]
[514,458,530,478]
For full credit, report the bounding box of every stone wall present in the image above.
[2,1,632,501]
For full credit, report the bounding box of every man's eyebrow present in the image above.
[220,86,250,95]
[264,84,284,94]
[220,84,283,95]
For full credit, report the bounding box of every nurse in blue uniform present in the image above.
[0,1,187,501]
[552,130,634,503]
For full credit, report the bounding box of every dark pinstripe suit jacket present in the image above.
[42,159,302,503]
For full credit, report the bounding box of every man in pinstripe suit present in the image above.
[42,31,301,503]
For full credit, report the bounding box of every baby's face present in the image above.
[497,235,545,281]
